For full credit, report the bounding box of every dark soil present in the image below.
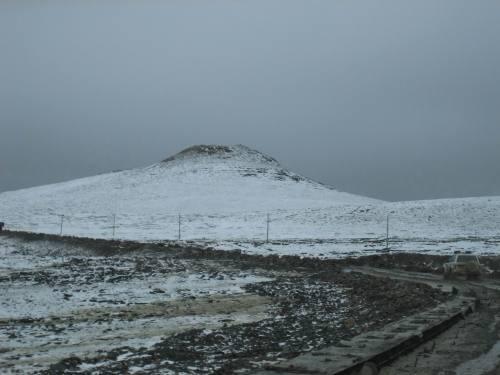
[42,271,447,374]
[0,231,465,374]
[343,253,450,274]
[0,230,453,275]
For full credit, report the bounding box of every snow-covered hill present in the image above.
[0,145,378,217]
[0,145,498,258]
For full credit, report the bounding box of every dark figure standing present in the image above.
[0,222,4,232]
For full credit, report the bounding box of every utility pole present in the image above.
[386,214,390,249]
[59,215,64,236]
[266,213,270,243]
[178,213,181,241]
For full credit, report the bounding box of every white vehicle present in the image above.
[443,253,486,280]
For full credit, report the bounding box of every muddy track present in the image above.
[352,266,500,375]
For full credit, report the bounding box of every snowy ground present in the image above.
[0,234,449,374]
[0,146,496,373]
[0,236,273,374]
[2,196,499,259]
[0,145,498,258]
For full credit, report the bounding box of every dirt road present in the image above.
[352,266,500,375]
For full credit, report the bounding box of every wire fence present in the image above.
[2,207,498,246]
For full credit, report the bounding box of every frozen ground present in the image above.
[0,145,498,258]
[0,236,273,373]
[0,234,448,374]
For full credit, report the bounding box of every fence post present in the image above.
[59,215,64,236]
[386,214,390,249]
[112,214,116,239]
[178,213,181,241]
[266,213,270,243]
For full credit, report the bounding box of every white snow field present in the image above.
[0,144,499,258]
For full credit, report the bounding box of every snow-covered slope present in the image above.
[0,145,379,238]
[0,144,498,258]
[0,144,378,215]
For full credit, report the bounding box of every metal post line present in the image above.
[386,214,390,249]
[266,213,270,243]
[59,214,64,236]
[43,212,400,244]
[178,213,181,241]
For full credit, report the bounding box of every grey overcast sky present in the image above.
[1,1,499,201]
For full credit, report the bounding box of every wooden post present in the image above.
[178,213,181,241]
[112,214,116,239]
[59,215,64,236]
[266,213,270,243]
